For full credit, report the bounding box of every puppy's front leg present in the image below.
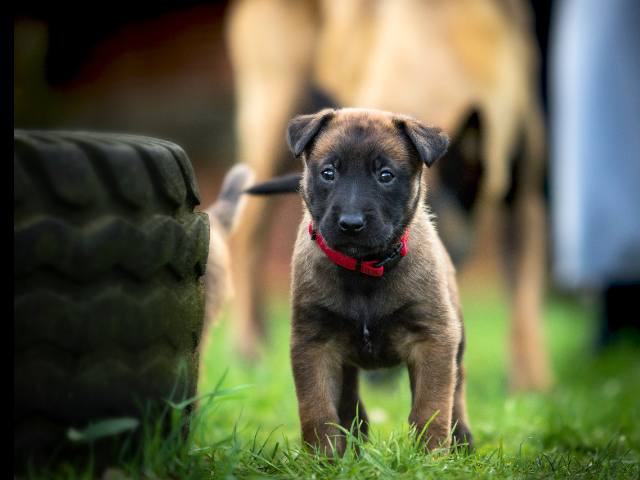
[291,338,344,456]
[406,336,458,451]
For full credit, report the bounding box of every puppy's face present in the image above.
[287,108,449,258]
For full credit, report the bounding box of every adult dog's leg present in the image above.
[482,90,551,392]
[504,107,552,392]
[226,0,317,359]
[506,188,551,391]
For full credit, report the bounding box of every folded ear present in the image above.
[394,116,449,167]
[286,108,335,157]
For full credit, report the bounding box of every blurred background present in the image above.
[13,0,556,319]
[14,0,640,475]
[16,0,639,339]
[14,0,304,295]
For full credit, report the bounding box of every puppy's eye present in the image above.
[379,169,395,184]
[321,167,335,181]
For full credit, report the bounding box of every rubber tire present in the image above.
[14,131,209,467]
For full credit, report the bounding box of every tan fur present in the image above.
[226,0,551,391]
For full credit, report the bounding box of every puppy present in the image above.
[286,107,472,456]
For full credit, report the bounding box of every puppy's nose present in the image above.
[338,213,365,234]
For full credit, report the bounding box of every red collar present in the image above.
[308,222,408,277]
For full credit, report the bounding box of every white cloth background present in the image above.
[550,0,640,289]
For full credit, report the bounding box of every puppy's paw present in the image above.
[302,419,345,458]
[409,414,451,453]
[451,423,474,453]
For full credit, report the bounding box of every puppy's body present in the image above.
[293,209,457,370]
[288,108,471,455]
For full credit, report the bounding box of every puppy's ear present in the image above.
[286,108,335,157]
[394,116,449,168]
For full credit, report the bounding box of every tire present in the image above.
[14,131,209,466]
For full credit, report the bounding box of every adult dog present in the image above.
[224,0,550,391]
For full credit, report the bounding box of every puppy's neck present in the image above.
[301,201,436,273]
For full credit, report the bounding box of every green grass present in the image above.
[28,288,640,479]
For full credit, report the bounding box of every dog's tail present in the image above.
[244,172,302,195]
[207,164,254,234]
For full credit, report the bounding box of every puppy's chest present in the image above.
[325,294,418,369]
